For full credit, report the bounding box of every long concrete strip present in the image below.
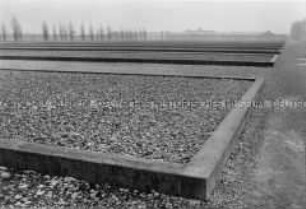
[0,60,256,80]
[0,47,281,54]
[0,51,275,67]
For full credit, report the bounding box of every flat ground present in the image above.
[0,41,305,208]
[242,40,306,209]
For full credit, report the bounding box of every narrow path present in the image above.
[245,40,306,209]
[246,112,306,209]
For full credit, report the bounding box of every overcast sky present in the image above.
[0,0,305,34]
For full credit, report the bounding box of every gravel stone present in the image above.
[0,171,11,179]
[0,71,251,163]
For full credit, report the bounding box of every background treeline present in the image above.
[1,16,288,42]
[290,19,306,41]
[1,17,23,41]
[0,17,149,41]
[41,21,148,41]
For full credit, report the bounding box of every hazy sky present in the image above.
[0,0,305,34]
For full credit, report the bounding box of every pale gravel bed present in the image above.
[0,70,251,163]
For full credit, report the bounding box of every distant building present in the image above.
[185,28,216,35]
[261,30,274,37]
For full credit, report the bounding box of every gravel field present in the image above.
[0,108,265,209]
[0,50,273,62]
[0,70,251,163]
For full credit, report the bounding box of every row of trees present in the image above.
[290,19,306,41]
[42,22,148,41]
[0,17,23,41]
[0,17,149,41]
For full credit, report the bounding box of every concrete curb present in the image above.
[0,56,274,67]
[184,77,264,198]
[270,55,279,64]
[0,47,281,54]
[0,73,264,200]
[0,66,256,81]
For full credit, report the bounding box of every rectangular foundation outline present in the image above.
[0,67,264,200]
